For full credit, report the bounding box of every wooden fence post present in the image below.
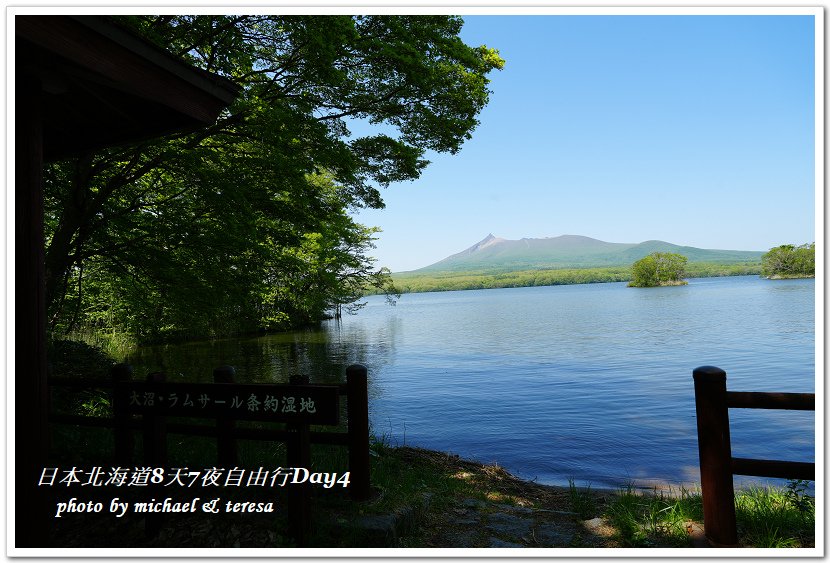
[214,366,238,466]
[144,371,167,538]
[693,366,738,547]
[346,364,370,501]
[111,363,133,464]
[287,373,312,546]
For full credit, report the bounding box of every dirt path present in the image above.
[388,447,622,548]
[417,495,619,548]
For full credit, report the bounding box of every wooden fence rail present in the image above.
[692,365,815,547]
[49,363,371,546]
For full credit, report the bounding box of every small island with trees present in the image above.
[627,252,688,288]
[625,244,815,288]
[761,243,815,279]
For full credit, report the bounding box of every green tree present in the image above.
[45,15,503,341]
[761,243,815,279]
[254,172,400,328]
[628,252,688,287]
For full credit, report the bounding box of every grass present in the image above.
[603,482,815,548]
[61,328,137,363]
[568,478,597,519]
[604,484,703,547]
[734,483,815,548]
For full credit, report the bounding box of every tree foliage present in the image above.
[379,261,759,294]
[761,244,815,279]
[627,252,688,288]
[44,15,503,342]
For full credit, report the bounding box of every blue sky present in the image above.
[354,14,817,273]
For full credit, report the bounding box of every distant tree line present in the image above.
[383,245,815,294]
[761,244,815,279]
[379,261,760,294]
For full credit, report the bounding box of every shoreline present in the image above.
[384,268,764,295]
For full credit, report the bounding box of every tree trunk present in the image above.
[44,155,96,322]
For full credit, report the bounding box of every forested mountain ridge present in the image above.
[412,234,764,273]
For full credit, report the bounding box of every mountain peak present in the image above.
[469,233,506,253]
[415,234,764,273]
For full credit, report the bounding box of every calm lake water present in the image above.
[129,276,816,490]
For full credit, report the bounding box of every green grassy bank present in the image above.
[386,262,762,294]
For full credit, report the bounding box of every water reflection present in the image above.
[129,332,344,383]
[128,314,401,407]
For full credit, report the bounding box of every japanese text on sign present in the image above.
[116,382,339,424]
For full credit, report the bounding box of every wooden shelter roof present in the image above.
[16,15,241,161]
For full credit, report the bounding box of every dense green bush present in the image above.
[761,244,815,279]
[48,339,115,379]
[628,252,688,288]
[48,340,118,420]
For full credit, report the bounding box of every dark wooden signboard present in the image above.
[116,382,340,425]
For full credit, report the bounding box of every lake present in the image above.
[129,275,816,490]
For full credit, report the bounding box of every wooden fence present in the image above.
[49,363,371,546]
[693,365,815,547]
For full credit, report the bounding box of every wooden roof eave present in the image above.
[16,15,242,161]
